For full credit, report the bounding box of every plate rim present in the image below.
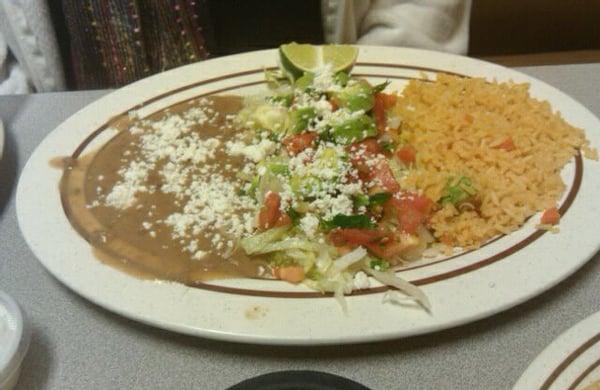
[514,311,600,390]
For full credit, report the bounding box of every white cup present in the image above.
[0,291,30,390]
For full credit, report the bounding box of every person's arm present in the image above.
[356,0,472,54]
[0,0,64,93]
[0,32,31,94]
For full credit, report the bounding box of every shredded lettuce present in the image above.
[233,55,434,314]
[239,226,291,255]
[388,157,406,183]
[258,238,321,254]
[332,246,368,274]
[365,268,431,311]
[256,172,284,203]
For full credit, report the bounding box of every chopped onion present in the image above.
[367,268,431,311]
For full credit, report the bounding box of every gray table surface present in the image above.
[1,63,600,390]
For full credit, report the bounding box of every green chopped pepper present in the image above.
[369,259,391,271]
[259,156,290,176]
[372,80,391,94]
[323,214,376,230]
[330,114,377,145]
[267,94,293,107]
[380,140,397,153]
[286,208,302,226]
[368,192,392,207]
[333,71,350,87]
[289,107,316,134]
[294,72,315,91]
[440,176,477,206]
[332,79,375,112]
[353,193,370,208]
[353,192,391,209]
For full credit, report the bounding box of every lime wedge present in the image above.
[279,43,358,79]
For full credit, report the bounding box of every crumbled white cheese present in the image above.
[226,139,276,163]
[163,170,257,249]
[105,102,221,210]
[310,193,354,220]
[311,64,342,92]
[299,214,320,238]
[105,160,152,209]
[353,271,370,289]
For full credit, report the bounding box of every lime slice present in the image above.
[279,43,358,79]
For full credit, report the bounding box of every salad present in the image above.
[227,44,432,310]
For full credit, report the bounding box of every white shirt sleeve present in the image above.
[0,31,32,94]
[356,0,472,54]
[0,0,65,94]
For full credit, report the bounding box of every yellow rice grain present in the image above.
[394,74,596,248]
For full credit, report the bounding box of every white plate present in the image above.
[515,311,600,390]
[16,47,600,345]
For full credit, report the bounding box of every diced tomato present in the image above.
[336,246,353,255]
[411,195,434,214]
[344,171,360,184]
[349,139,381,172]
[328,228,384,247]
[398,208,424,235]
[365,240,405,260]
[372,160,400,192]
[439,233,454,246]
[329,98,339,112]
[373,95,386,133]
[396,145,416,164]
[348,140,399,192]
[373,93,397,133]
[348,154,373,183]
[351,138,382,155]
[541,207,560,225]
[258,191,282,230]
[385,194,433,234]
[379,93,398,109]
[494,137,516,151]
[355,170,373,184]
[282,132,318,155]
[274,213,292,227]
[273,266,305,283]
